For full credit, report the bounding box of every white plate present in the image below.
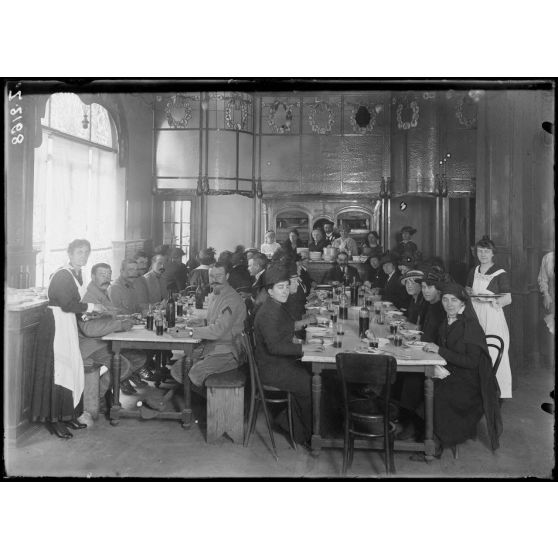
[406,340,426,347]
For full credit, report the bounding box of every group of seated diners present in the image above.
[30,229,508,459]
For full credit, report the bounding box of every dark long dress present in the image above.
[253,297,312,444]
[30,268,86,422]
[434,309,502,448]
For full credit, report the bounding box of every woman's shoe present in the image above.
[65,419,87,430]
[48,422,73,439]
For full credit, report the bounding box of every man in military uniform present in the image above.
[108,258,140,315]
[170,262,247,387]
[79,263,147,399]
[134,254,168,312]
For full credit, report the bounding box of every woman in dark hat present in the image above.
[227,245,252,294]
[466,235,512,400]
[363,253,387,290]
[394,225,419,258]
[380,252,410,309]
[422,282,502,453]
[361,230,383,259]
[253,264,313,445]
[420,268,449,343]
[400,269,428,326]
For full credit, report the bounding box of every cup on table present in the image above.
[393,334,403,347]
[336,321,344,335]
[389,323,399,335]
[330,311,338,324]
[368,338,379,349]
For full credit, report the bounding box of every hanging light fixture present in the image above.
[82,107,89,129]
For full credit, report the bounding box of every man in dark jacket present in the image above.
[322,251,361,285]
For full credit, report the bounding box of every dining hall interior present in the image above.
[4,78,555,479]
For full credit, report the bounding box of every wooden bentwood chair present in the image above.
[241,331,297,460]
[451,334,505,460]
[335,353,398,476]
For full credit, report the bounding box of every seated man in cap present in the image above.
[79,263,147,401]
[109,258,141,315]
[134,254,168,313]
[322,251,361,285]
[380,253,410,309]
[170,263,246,388]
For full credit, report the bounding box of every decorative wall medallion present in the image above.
[225,94,250,130]
[455,95,478,128]
[351,104,376,134]
[268,100,294,133]
[308,100,335,134]
[396,99,419,130]
[165,94,192,128]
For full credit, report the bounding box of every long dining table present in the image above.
[301,306,447,461]
[102,326,201,428]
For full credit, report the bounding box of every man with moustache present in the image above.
[78,263,147,402]
[322,221,339,247]
[108,258,141,315]
[134,254,168,312]
[170,263,246,388]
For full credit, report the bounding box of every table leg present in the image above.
[423,373,436,461]
[181,349,193,429]
[109,346,122,426]
[311,364,323,456]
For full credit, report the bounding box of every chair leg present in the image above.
[348,435,354,469]
[248,398,260,439]
[259,398,279,461]
[388,433,396,475]
[452,445,459,459]
[286,393,297,451]
[244,381,257,447]
[342,422,349,476]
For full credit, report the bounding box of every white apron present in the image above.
[471,266,512,398]
[49,267,86,407]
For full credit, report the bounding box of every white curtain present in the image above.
[33,131,119,287]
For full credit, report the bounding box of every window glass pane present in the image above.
[155,130,200,177]
[90,103,113,147]
[49,93,90,141]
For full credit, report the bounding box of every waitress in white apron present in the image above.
[30,239,106,438]
[466,236,513,399]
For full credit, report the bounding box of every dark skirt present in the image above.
[30,307,83,423]
[433,369,483,446]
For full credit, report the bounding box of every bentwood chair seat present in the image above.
[335,353,398,476]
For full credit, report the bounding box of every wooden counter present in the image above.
[5,298,48,446]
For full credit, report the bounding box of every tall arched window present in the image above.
[33,93,120,286]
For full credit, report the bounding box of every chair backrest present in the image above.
[240,330,261,394]
[485,334,504,375]
[335,353,397,416]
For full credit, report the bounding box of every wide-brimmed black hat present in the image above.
[400,269,425,285]
[264,265,290,287]
[400,226,417,235]
[440,282,469,302]
[422,268,447,287]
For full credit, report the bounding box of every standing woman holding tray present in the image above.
[466,236,512,400]
[30,239,106,438]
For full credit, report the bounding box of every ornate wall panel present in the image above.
[342,135,384,184]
